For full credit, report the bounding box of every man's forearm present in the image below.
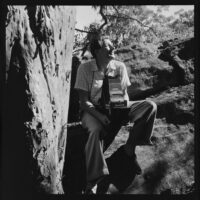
[80,101,104,122]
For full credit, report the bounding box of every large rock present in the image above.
[3,6,76,196]
[148,83,194,124]
[114,39,194,100]
[158,37,194,85]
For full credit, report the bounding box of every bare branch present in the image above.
[106,13,157,36]
[75,6,157,57]
[77,6,108,58]
[112,6,120,16]
[98,6,108,31]
[75,28,96,34]
[73,47,84,54]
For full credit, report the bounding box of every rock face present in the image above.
[114,38,194,100]
[3,6,76,196]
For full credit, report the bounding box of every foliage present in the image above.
[73,31,85,53]
[73,6,194,55]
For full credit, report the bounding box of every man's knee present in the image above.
[145,100,157,113]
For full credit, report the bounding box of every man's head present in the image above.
[90,35,115,60]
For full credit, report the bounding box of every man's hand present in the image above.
[98,114,110,127]
[78,89,110,126]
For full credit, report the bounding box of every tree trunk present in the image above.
[2,6,76,197]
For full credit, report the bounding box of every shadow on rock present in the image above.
[142,159,169,193]
[105,145,138,193]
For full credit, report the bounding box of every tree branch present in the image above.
[75,6,158,57]
[75,28,96,34]
[77,6,108,58]
[112,6,120,16]
[106,13,157,36]
[98,6,108,31]
[73,47,84,54]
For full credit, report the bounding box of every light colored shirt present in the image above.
[74,59,131,105]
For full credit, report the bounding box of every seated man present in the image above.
[74,35,157,194]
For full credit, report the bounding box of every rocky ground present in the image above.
[105,116,194,194]
[64,37,195,195]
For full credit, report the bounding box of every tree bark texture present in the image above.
[3,6,76,196]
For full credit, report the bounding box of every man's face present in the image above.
[96,39,115,60]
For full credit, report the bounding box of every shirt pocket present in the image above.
[92,79,103,92]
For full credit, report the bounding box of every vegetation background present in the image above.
[73,6,194,55]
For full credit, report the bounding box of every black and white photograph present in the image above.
[1,4,198,198]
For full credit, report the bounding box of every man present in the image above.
[74,35,157,194]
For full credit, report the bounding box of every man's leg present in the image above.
[103,108,130,152]
[81,112,109,189]
[124,100,157,157]
[102,100,157,175]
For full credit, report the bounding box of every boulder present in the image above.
[158,37,194,85]
[114,38,194,100]
[148,83,194,124]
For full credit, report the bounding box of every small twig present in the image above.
[64,121,82,128]
[73,47,85,54]
[112,6,120,16]
[75,28,96,34]
[98,6,108,31]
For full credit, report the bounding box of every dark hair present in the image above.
[90,35,110,58]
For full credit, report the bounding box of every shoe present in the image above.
[85,175,108,194]
[84,188,95,194]
[84,182,97,194]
